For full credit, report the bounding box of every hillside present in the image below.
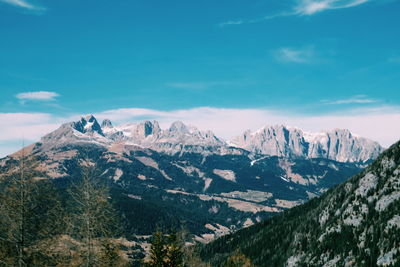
[200,140,400,266]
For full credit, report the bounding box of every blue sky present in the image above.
[0,0,400,156]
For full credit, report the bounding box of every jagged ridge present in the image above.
[38,115,383,163]
[231,125,383,163]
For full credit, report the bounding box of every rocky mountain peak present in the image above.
[101,119,113,128]
[133,120,161,139]
[84,114,96,122]
[76,115,104,136]
[168,121,189,133]
[232,125,383,163]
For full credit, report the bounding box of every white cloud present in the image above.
[0,0,43,10]
[296,0,369,15]
[0,113,61,141]
[219,13,291,27]
[0,112,62,157]
[16,91,60,102]
[219,20,245,27]
[323,95,380,105]
[1,105,399,157]
[274,46,316,63]
[220,0,372,26]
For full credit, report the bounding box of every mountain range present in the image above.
[40,114,383,163]
[0,115,386,257]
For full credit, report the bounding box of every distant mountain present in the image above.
[39,115,383,163]
[200,139,400,266]
[104,119,234,156]
[231,125,383,163]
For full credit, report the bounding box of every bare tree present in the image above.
[67,159,121,266]
[0,149,64,266]
[0,149,38,266]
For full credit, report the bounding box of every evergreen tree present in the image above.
[165,230,183,267]
[145,229,193,267]
[146,230,167,267]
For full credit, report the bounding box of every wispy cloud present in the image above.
[219,13,286,27]
[295,0,369,15]
[166,81,236,90]
[16,91,60,102]
[274,46,316,63]
[219,20,246,27]
[220,0,372,27]
[323,95,380,105]
[0,0,45,12]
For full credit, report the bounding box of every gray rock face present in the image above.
[73,114,104,136]
[232,126,308,158]
[231,125,383,163]
[133,121,161,140]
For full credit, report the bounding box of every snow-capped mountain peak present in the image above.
[71,114,104,136]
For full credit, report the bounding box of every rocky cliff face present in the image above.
[231,125,383,163]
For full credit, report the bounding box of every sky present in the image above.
[0,0,400,157]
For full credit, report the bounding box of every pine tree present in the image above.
[144,229,189,267]
[165,230,183,267]
[146,230,167,267]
